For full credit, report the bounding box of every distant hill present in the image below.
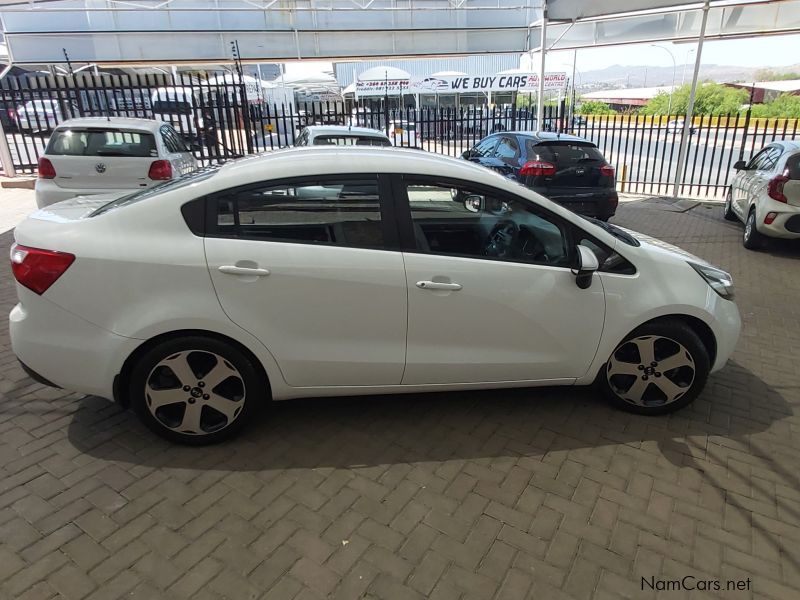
[577,63,800,91]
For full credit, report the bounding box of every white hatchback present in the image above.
[35,117,198,208]
[294,125,391,147]
[10,148,741,444]
[726,141,800,249]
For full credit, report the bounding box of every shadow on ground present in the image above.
[65,360,793,473]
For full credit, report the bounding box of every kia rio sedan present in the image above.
[9,148,741,444]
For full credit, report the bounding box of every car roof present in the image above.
[53,117,166,133]
[305,125,389,139]
[506,131,594,145]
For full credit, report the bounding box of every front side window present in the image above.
[214,177,385,249]
[46,128,157,157]
[472,137,499,157]
[746,147,769,170]
[760,146,781,171]
[405,180,570,267]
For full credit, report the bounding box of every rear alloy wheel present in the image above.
[129,336,264,444]
[743,209,765,250]
[601,321,709,415]
[723,190,737,222]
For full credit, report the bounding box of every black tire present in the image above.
[743,208,765,250]
[599,319,710,415]
[128,335,266,445]
[723,190,738,222]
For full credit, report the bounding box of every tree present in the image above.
[750,94,800,118]
[753,69,800,82]
[640,83,748,116]
[578,101,614,115]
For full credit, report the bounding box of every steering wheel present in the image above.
[484,219,519,258]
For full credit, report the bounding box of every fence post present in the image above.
[0,118,16,178]
[738,104,752,162]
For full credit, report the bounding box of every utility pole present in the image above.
[536,1,548,130]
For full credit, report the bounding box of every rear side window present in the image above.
[527,141,606,168]
[313,135,390,147]
[46,129,157,157]
[212,177,385,249]
[786,153,800,180]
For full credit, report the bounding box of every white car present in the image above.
[665,119,696,135]
[10,147,741,444]
[294,125,391,147]
[389,120,419,147]
[35,117,198,208]
[16,99,77,133]
[726,141,800,249]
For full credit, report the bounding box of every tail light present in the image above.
[38,157,56,179]
[10,243,75,295]
[767,174,789,203]
[600,164,615,178]
[148,160,172,181]
[520,160,556,177]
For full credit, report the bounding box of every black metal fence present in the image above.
[2,72,798,199]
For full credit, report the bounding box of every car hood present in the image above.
[618,226,710,267]
[30,193,126,223]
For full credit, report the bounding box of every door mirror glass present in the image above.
[463,194,484,213]
[733,160,747,171]
[461,149,473,160]
[573,245,599,289]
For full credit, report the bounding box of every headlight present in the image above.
[688,262,734,300]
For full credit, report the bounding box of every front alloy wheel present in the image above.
[129,336,264,444]
[601,321,710,415]
[723,190,737,222]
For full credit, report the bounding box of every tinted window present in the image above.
[46,129,157,157]
[160,125,188,153]
[527,141,605,168]
[746,147,769,170]
[406,181,570,267]
[472,137,500,157]
[786,152,800,179]
[759,147,781,171]
[214,177,384,249]
[313,135,390,147]
[295,129,310,146]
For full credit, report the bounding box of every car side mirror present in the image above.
[463,194,484,213]
[573,245,599,289]
[461,150,473,160]
[733,160,747,171]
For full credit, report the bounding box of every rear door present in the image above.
[783,151,800,207]
[44,127,161,191]
[203,174,408,387]
[526,140,613,204]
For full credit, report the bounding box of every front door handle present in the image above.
[416,281,462,291]
[219,265,271,277]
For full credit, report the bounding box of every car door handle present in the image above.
[416,281,462,291]
[219,265,271,277]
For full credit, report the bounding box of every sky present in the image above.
[283,33,800,77]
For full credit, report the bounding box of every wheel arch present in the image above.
[113,329,272,408]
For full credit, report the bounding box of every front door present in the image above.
[204,175,407,387]
[397,177,606,385]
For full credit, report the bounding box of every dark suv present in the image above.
[461,132,618,220]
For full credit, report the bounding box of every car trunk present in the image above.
[525,140,614,198]
[44,127,159,190]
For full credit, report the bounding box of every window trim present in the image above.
[202,173,400,251]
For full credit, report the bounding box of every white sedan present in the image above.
[10,147,741,444]
[35,117,198,208]
[726,141,800,249]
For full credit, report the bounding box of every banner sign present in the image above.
[355,72,567,97]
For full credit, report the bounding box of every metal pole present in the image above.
[672,1,708,198]
[0,63,16,178]
[570,49,577,127]
[649,44,676,116]
[536,2,547,129]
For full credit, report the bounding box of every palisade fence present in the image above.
[2,72,798,199]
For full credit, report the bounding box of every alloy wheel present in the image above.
[144,350,246,435]
[606,335,696,407]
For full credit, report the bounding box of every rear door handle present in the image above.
[416,281,462,291]
[219,265,271,277]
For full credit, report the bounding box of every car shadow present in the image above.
[66,360,792,473]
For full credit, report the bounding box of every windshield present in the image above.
[313,135,391,147]
[152,100,193,115]
[46,129,157,157]
[582,216,641,247]
[90,166,221,216]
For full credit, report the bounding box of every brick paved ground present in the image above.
[0,198,798,600]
